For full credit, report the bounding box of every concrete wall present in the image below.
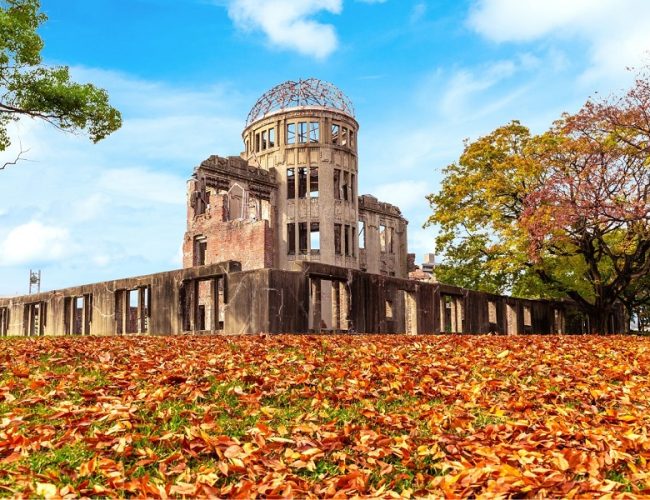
[0,261,627,337]
[358,195,408,278]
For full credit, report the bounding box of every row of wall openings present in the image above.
[23,302,46,336]
[334,223,356,257]
[248,126,276,154]
[380,224,395,253]
[181,276,225,332]
[287,222,320,255]
[64,294,93,335]
[333,169,355,201]
[287,167,318,199]
[0,307,8,336]
[287,122,319,145]
[331,123,354,148]
[115,286,151,335]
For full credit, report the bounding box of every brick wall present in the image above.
[183,193,274,271]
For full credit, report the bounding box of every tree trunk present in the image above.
[590,308,612,334]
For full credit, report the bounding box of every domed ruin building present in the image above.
[182,79,407,276]
[0,79,626,336]
[181,79,408,330]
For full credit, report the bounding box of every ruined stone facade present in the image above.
[0,79,628,336]
[183,80,408,279]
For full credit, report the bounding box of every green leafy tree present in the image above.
[427,73,650,333]
[0,0,121,168]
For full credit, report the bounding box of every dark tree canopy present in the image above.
[0,0,121,166]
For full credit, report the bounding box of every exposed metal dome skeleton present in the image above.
[246,78,355,126]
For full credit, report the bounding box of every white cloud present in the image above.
[0,66,247,293]
[225,0,342,59]
[439,60,516,119]
[467,0,650,81]
[0,221,72,266]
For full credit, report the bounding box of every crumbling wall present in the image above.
[358,195,408,278]
[183,155,277,271]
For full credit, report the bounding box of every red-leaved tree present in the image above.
[521,72,650,332]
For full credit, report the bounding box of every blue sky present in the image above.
[1,0,649,295]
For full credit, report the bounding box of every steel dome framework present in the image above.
[246,78,355,126]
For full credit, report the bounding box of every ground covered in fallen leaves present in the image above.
[0,335,649,498]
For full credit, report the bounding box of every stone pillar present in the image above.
[332,281,340,330]
[450,298,457,333]
[339,282,350,331]
[138,288,146,334]
[310,278,322,332]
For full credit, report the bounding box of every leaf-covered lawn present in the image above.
[0,335,649,498]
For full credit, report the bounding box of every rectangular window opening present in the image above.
[287,223,296,255]
[194,236,207,266]
[287,168,295,199]
[488,301,497,324]
[524,306,532,327]
[299,222,308,255]
[310,222,320,255]
[334,223,342,255]
[380,224,387,252]
[341,127,348,146]
[309,122,319,143]
[310,167,319,197]
[344,224,350,256]
[298,167,308,198]
[358,221,365,249]
[342,172,349,201]
[298,122,307,143]
[255,133,260,152]
[332,123,340,145]
[385,299,393,319]
[0,307,8,336]
[261,130,267,150]
[333,169,341,200]
[268,127,275,148]
[287,123,296,145]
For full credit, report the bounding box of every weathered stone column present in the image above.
[310,278,322,332]
[331,281,340,330]
[339,282,350,331]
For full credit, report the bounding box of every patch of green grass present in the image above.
[471,410,507,428]
[295,459,341,481]
[27,443,93,477]
[368,456,417,494]
[375,394,420,414]
[323,402,365,425]
[77,368,112,389]
[23,403,55,424]
[605,469,633,491]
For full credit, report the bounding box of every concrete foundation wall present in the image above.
[0,261,626,337]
